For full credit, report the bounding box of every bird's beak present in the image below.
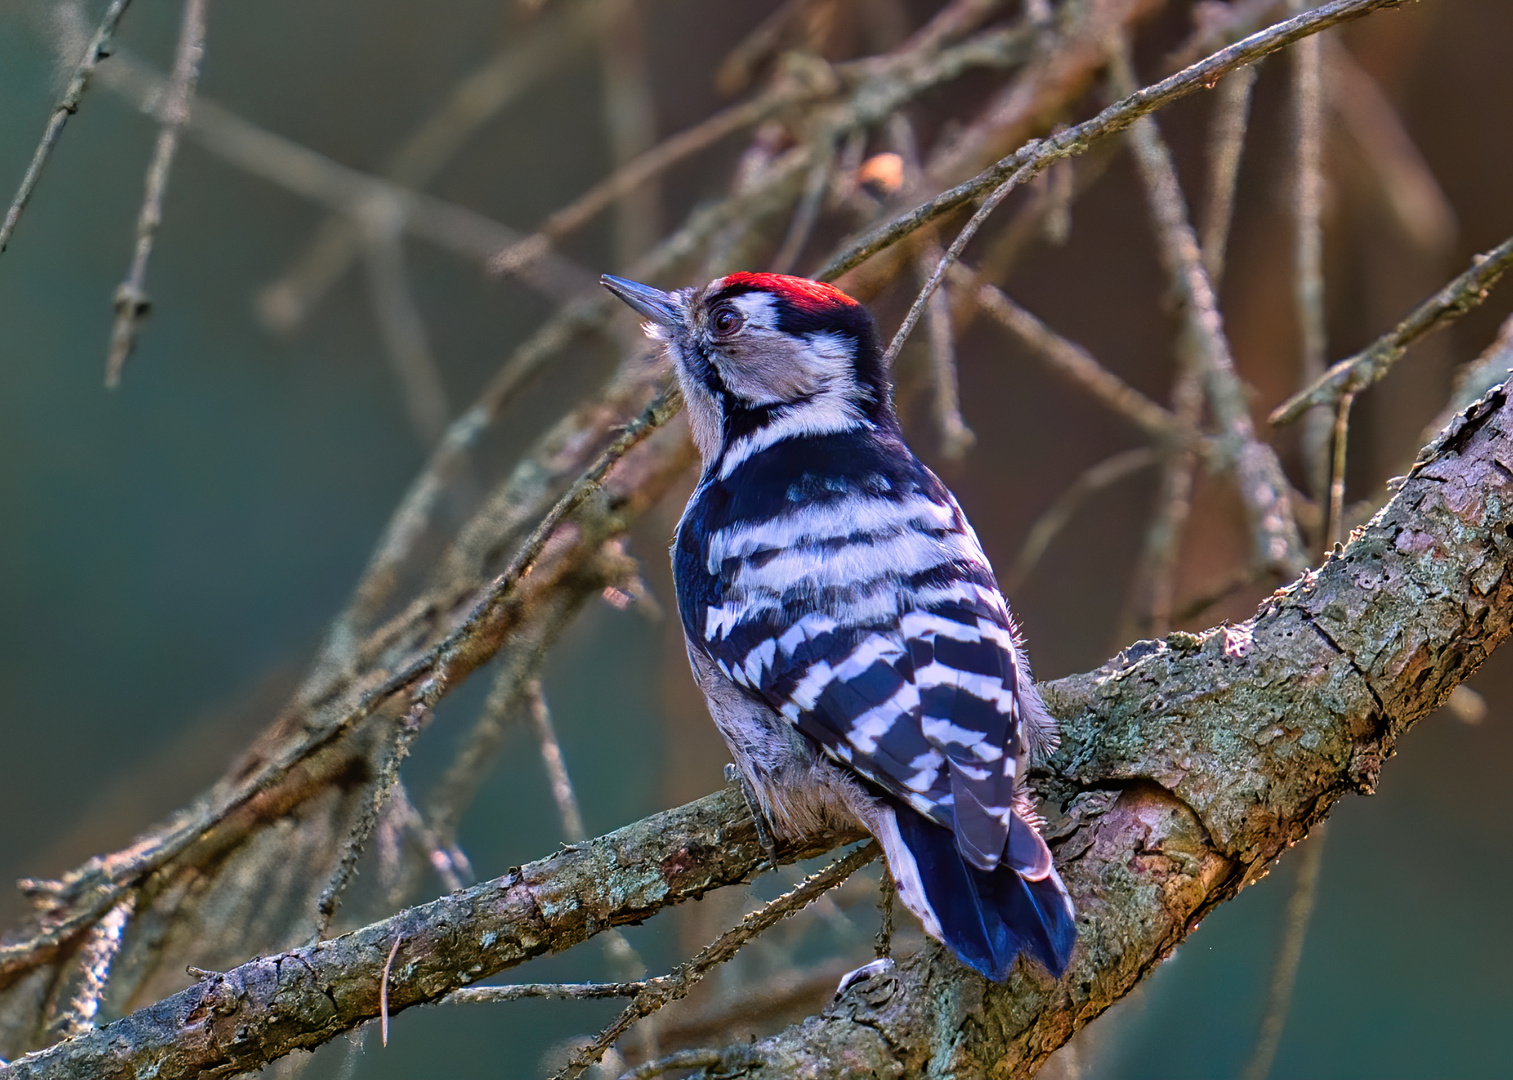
[601,274,683,328]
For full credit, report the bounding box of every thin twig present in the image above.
[597,0,660,267]
[1172,565,1271,625]
[1125,60,1258,638]
[311,701,429,942]
[714,0,813,95]
[1423,312,1513,441]
[1239,825,1328,1080]
[443,981,648,1004]
[48,893,136,1040]
[816,0,1402,282]
[1271,233,1513,423]
[1124,361,1206,640]
[0,0,135,253]
[361,224,451,448]
[554,842,880,1080]
[1163,0,1284,71]
[526,680,587,842]
[95,49,598,304]
[900,0,1013,55]
[974,284,1194,446]
[874,870,895,960]
[950,148,1115,335]
[919,245,975,460]
[526,673,653,1033]
[1326,392,1355,550]
[487,92,804,277]
[385,783,468,895]
[1009,448,1159,591]
[304,383,683,783]
[769,138,836,275]
[380,934,402,1047]
[105,0,209,388]
[1325,36,1455,254]
[882,168,1029,368]
[1291,5,1332,506]
[257,0,610,330]
[1199,63,1259,285]
[1111,37,1307,576]
[618,1048,727,1080]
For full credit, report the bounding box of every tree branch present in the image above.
[7,380,1509,1078]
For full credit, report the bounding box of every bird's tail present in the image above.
[873,801,1075,981]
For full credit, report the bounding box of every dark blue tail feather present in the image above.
[892,804,1076,980]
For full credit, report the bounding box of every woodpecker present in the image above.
[602,271,1075,980]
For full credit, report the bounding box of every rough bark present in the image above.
[4,383,1507,1078]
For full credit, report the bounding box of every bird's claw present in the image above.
[727,766,779,868]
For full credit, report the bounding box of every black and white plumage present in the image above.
[602,271,1075,980]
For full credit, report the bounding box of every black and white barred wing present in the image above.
[699,487,1058,876]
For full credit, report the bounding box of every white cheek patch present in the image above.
[804,330,858,383]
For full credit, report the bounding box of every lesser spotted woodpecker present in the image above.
[602,271,1075,980]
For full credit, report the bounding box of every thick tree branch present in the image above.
[7,382,1509,1078]
[0,791,862,1079]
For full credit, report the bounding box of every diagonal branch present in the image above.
[105,0,209,387]
[1271,231,1513,424]
[815,0,1402,283]
[0,0,135,253]
[6,377,1510,1078]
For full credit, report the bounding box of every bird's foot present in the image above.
[835,957,895,999]
[726,763,780,868]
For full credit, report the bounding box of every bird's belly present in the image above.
[686,645,875,838]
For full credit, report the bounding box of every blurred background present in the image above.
[1,0,1511,1076]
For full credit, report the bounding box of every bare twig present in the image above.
[1271,233,1513,423]
[47,894,136,1040]
[1423,312,1513,441]
[1291,6,1332,506]
[105,0,209,388]
[769,138,835,275]
[0,0,135,253]
[922,259,975,460]
[1112,38,1307,576]
[597,0,660,267]
[312,701,429,941]
[1239,826,1328,1080]
[974,284,1192,445]
[882,168,1028,368]
[619,1048,727,1080]
[1009,448,1159,591]
[1200,64,1259,285]
[361,225,451,448]
[817,0,1403,282]
[258,0,611,330]
[527,680,587,842]
[1325,392,1355,550]
[379,934,402,1047]
[1163,0,1284,70]
[714,0,813,96]
[874,870,895,960]
[1326,36,1455,254]
[554,842,880,1080]
[487,91,806,277]
[1125,55,1258,637]
[899,0,1012,55]
[443,981,648,1004]
[94,48,598,304]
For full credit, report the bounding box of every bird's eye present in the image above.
[710,305,744,337]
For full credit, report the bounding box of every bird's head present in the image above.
[602,272,891,470]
